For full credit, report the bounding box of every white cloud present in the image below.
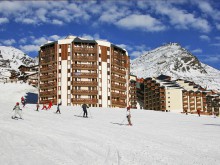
[33,37,47,45]
[216,23,220,30]
[130,50,149,58]
[80,33,100,40]
[1,39,16,45]
[52,19,63,25]
[201,55,220,63]
[48,35,62,41]
[19,38,27,44]
[19,45,39,53]
[191,48,203,53]
[116,14,166,32]
[0,17,9,24]
[199,35,210,42]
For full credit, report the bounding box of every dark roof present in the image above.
[41,41,57,48]
[111,44,126,52]
[73,37,97,44]
[157,74,171,80]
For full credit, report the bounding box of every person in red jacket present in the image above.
[42,104,47,110]
[47,101,53,109]
[197,109,201,117]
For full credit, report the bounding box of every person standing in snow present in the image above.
[82,103,89,118]
[197,109,201,117]
[36,103,40,111]
[126,106,132,126]
[55,102,62,114]
[41,104,47,110]
[21,96,25,107]
[12,102,23,119]
[47,101,53,109]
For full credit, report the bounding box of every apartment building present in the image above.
[38,36,131,108]
[129,75,137,109]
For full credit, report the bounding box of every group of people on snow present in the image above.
[12,98,133,126]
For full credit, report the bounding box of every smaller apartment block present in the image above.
[137,74,220,115]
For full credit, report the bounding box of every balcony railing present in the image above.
[40,60,56,65]
[73,47,97,53]
[111,75,126,83]
[40,65,57,73]
[71,98,98,104]
[72,72,98,78]
[40,82,57,89]
[112,100,126,107]
[111,84,126,90]
[72,64,98,70]
[40,90,57,97]
[111,68,126,75]
[40,74,56,81]
[111,92,127,98]
[71,90,98,95]
[72,81,98,86]
[72,56,97,61]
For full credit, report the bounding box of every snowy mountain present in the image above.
[0,46,37,79]
[130,43,220,91]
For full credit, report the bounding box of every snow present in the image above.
[0,82,220,165]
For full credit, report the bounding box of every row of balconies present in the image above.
[71,98,98,104]
[111,68,126,75]
[112,100,126,107]
[40,82,57,89]
[40,90,57,97]
[72,72,98,78]
[71,90,98,95]
[73,47,97,54]
[72,81,98,86]
[72,55,97,62]
[111,83,126,91]
[40,74,56,81]
[111,75,126,83]
[40,60,56,65]
[111,92,127,98]
[72,64,98,70]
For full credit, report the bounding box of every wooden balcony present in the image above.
[40,60,56,65]
[72,72,98,78]
[73,47,97,54]
[71,90,98,95]
[111,84,126,91]
[40,65,57,73]
[72,55,97,62]
[40,82,57,89]
[40,90,57,97]
[111,75,126,83]
[111,68,126,75]
[71,98,98,104]
[112,100,126,107]
[72,81,98,86]
[40,74,56,81]
[72,64,98,70]
[111,92,127,98]
[112,54,126,60]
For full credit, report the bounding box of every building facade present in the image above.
[39,36,132,108]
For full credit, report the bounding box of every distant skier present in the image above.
[47,101,53,109]
[197,109,201,117]
[126,106,132,126]
[21,96,25,107]
[36,103,40,111]
[56,102,62,114]
[82,103,89,118]
[12,102,23,119]
[42,104,48,110]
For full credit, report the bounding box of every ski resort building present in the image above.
[137,75,219,115]
[38,35,134,108]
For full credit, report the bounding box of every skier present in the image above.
[36,104,40,111]
[12,102,23,119]
[82,103,89,118]
[197,109,201,117]
[47,101,53,109]
[42,104,48,110]
[56,102,62,114]
[21,96,25,107]
[126,106,132,126]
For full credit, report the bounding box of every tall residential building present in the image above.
[39,36,131,108]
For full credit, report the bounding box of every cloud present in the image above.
[116,14,166,32]
[151,1,211,33]
[1,39,16,45]
[0,17,9,24]
[199,35,210,42]
[52,19,63,25]
[19,38,27,44]
[216,23,220,30]
[201,55,220,63]
[130,50,149,58]
[19,45,39,53]
[191,48,203,53]
[80,33,100,40]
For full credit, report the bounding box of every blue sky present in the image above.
[0,0,220,70]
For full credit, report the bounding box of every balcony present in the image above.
[111,68,126,75]
[40,82,57,89]
[40,90,57,97]
[72,72,98,78]
[71,98,98,104]
[40,66,57,73]
[72,64,98,70]
[112,100,126,107]
[73,47,97,54]
[72,55,97,62]
[111,84,126,91]
[111,92,127,98]
[40,60,56,65]
[40,74,56,81]
[111,75,126,83]
[71,90,98,95]
[72,81,98,86]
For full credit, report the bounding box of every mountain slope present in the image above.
[0,46,37,79]
[130,43,220,91]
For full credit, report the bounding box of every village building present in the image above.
[38,35,136,108]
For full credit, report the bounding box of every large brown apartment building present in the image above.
[137,75,220,115]
[38,36,136,108]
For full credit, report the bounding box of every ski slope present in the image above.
[0,82,220,165]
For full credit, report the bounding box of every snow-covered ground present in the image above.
[0,82,220,165]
